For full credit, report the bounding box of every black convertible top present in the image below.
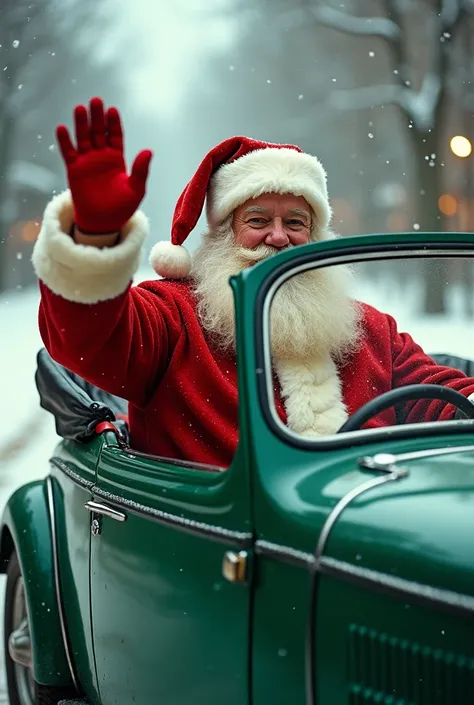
[35,348,129,443]
[35,348,474,444]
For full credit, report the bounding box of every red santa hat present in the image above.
[149,135,332,279]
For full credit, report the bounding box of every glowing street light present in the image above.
[438,193,457,216]
[450,135,472,158]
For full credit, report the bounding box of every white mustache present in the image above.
[235,244,288,264]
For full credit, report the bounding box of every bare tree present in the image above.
[0,0,118,292]
[273,0,474,312]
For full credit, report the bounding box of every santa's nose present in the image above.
[264,219,289,248]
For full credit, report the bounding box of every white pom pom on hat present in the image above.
[149,241,192,279]
[149,135,332,279]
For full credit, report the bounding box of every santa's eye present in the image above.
[287,219,305,227]
[247,217,268,225]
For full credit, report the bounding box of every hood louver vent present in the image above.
[348,624,474,704]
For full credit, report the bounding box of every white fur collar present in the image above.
[275,355,347,436]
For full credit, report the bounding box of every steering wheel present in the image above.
[338,384,474,433]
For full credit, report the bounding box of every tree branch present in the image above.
[308,3,401,40]
[329,71,441,130]
[439,0,463,30]
[271,1,401,40]
[329,83,402,111]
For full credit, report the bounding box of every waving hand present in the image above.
[56,97,153,233]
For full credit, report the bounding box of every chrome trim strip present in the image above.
[50,458,250,545]
[45,475,79,691]
[319,555,474,617]
[255,540,313,567]
[260,247,474,446]
[85,501,126,522]
[50,458,94,491]
[367,444,474,465]
[313,470,408,566]
[255,540,474,616]
[91,486,253,546]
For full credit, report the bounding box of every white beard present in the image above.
[191,220,362,364]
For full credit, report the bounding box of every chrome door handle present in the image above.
[85,500,127,522]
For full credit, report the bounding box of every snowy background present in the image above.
[2,0,474,700]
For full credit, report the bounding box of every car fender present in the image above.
[0,477,76,688]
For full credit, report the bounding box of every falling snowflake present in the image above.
[413,223,420,230]
[12,40,20,48]
[297,94,304,100]
[368,133,374,139]
[369,51,375,57]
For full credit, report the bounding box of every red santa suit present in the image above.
[32,137,474,468]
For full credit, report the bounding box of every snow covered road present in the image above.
[0,285,58,704]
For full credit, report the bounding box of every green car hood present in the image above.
[319,449,474,597]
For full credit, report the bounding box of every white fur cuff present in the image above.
[32,190,149,304]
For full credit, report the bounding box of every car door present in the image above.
[50,440,100,698]
[89,440,253,705]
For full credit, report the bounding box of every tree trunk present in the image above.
[0,107,18,294]
[410,116,447,314]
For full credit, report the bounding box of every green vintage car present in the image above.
[2,232,474,705]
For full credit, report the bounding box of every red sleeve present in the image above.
[38,280,183,407]
[388,314,474,422]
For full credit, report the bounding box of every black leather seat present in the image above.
[35,348,129,443]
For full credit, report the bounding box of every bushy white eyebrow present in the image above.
[288,208,311,220]
[243,205,268,214]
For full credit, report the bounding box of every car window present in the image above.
[263,253,474,444]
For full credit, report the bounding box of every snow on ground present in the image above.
[352,275,474,357]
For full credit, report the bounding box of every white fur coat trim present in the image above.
[32,190,149,304]
[275,355,347,436]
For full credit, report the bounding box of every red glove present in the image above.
[56,97,153,233]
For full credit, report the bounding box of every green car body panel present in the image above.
[0,479,74,686]
[2,231,474,704]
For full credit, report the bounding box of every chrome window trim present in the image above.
[260,247,474,447]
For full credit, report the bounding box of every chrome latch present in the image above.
[91,518,101,536]
[358,453,409,478]
[85,500,127,522]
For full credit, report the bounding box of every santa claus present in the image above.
[32,98,474,467]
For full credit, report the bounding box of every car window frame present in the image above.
[254,242,474,450]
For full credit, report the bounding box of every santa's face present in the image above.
[192,193,361,363]
[232,193,312,258]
